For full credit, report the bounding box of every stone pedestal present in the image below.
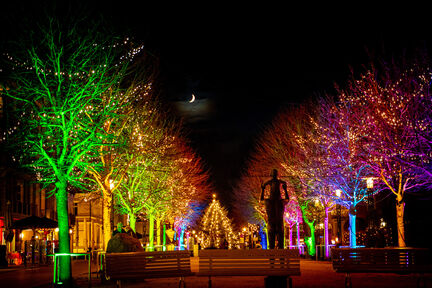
[265,276,289,288]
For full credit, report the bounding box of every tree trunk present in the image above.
[304,221,316,256]
[300,206,316,256]
[163,224,166,250]
[102,192,112,251]
[349,212,356,248]
[129,213,136,233]
[289,224,293,247]
[178,229,185,250]
[396,201,406,247]
[156,219,161,247]
[148,215,155,250]
[55,178,71,286]
[324,207,329,258]
[296,222,301,251]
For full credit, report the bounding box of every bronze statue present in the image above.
[260,169,289,249]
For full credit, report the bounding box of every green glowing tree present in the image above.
[88,76,154,250]
[112,96,176,245]
[1,19,130,284]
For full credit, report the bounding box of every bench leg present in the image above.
[288,276,293,288]
[417,274,426,288]
[344,273,352,288]
[179,276,186,288]
[208,276,212,288]
[116,280,122,288]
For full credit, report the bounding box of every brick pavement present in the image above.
[1,257,431,287]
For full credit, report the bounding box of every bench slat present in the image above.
[197,249,300,277]
[105,251,192,280]
[331,248,432,274]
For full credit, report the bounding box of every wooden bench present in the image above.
[105,250,193,288]
[332,247,432,288]
[197,249,300,288]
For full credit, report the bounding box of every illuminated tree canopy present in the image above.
[1,18,135,284]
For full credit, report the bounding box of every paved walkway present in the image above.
[1,258,431,287]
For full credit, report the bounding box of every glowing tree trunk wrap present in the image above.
[102,192,112,250]
[300,205,316,256]
[296,222,301,250]
[148,214,155,250]
[259,226,268,249]
[156,219,161,247]
[55,179,71,283]
[129,213,137,233]
[163,224,166,250]
[288,224,293,247]
[396,200,406,247]
[349,212,356,248]
[178,228,185,250]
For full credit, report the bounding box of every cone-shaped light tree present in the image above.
[1,19,131,284]
[199,194,238,249]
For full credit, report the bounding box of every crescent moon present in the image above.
[189,94,196,103]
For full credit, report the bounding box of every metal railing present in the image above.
[47,253,90,286]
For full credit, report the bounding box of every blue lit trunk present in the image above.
[349,213,356,248]
[260,226,267,249]
[178,228,185,250]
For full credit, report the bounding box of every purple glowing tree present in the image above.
[340,58,432,247]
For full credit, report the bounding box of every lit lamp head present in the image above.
[366,177,374,189]
[335,189,342,197]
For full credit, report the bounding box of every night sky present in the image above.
[2,2,432,212]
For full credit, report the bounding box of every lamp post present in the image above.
[366,178,375,230]
[335,190,342,246]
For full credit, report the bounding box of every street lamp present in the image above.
[365,177,375,230]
